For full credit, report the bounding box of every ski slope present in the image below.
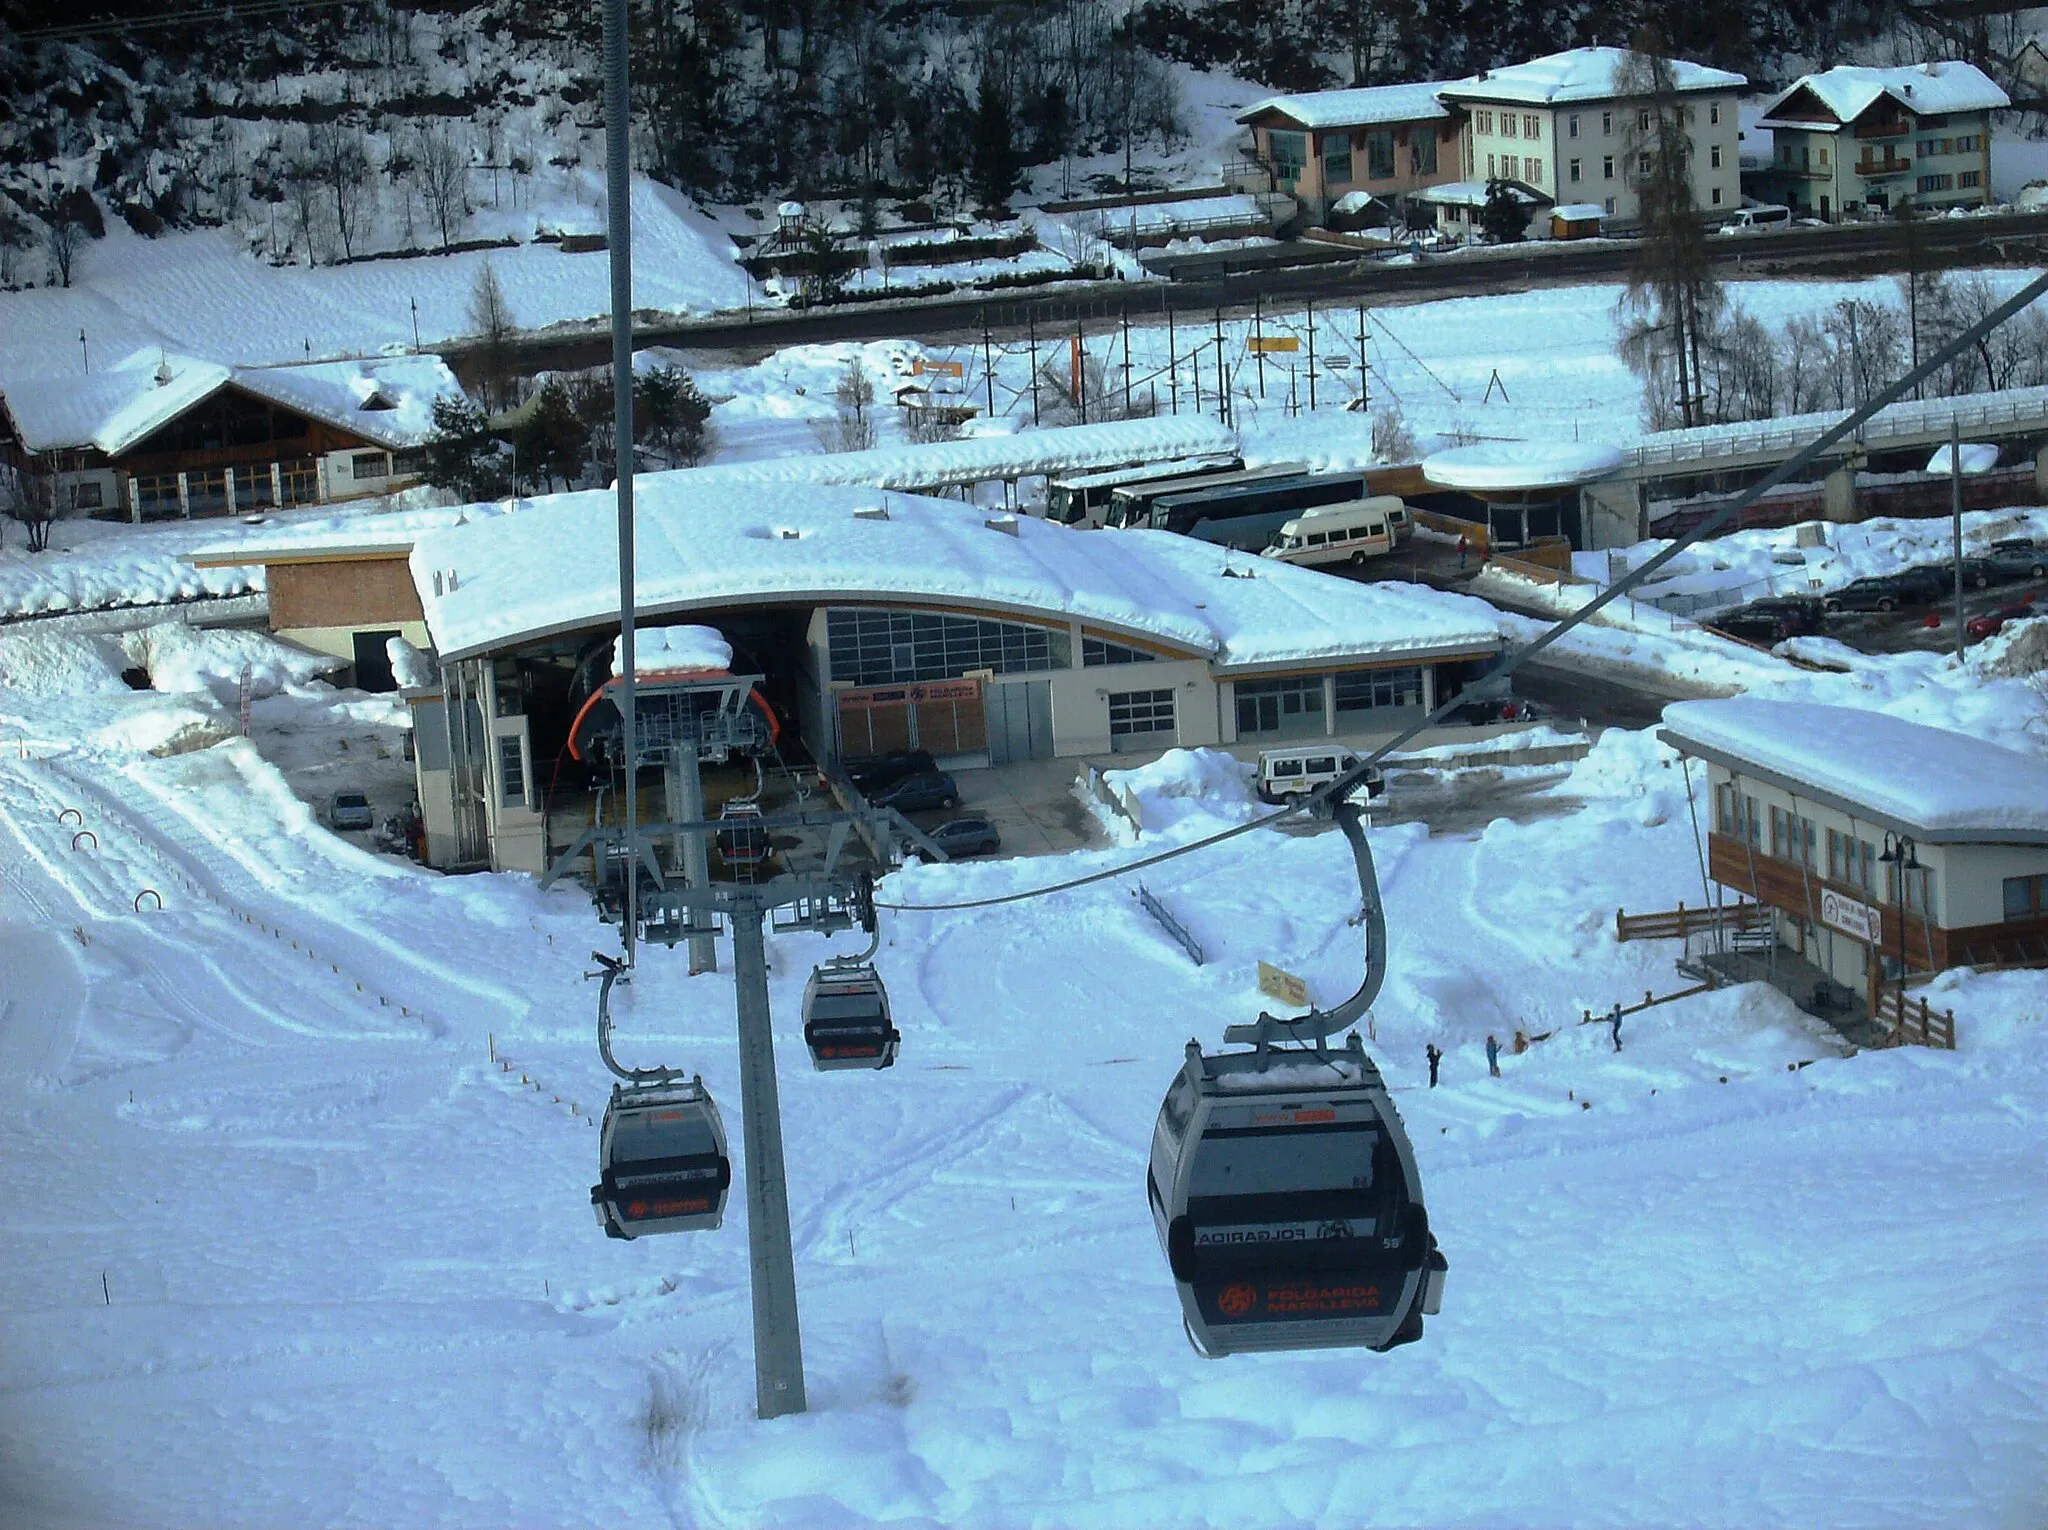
[1,695,2043,1526]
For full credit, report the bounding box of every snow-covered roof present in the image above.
[1440,48,1744,106]
[1926,442,1999,475]
[1423,441,1625,491]
[408,481,1503,672]
[1660,699,2048,843]
[1410,180,1545,208]
[667,417,1241,494]
[1756,61,2009,131]
[1,348,464,456]
[1552,202,1606,221]
[184,504,491,568]
[614,624,734,677]
[232,354,466,451]
[1238,82,1452,131]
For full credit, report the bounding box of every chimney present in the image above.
[154,352,172,387]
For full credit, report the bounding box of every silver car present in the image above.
[329,791,374,831]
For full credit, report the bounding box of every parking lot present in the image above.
[1816,573,2045,655]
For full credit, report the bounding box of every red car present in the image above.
[1965,600,2038,643]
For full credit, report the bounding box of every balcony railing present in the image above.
[1854,119,1913,140]
[1853,157,1911,178]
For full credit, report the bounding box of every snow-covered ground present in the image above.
[2,501,2046,1524]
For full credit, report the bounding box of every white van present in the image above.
[1719,204,1791,233]
[1261,496,1405,568]
[1256,745,1385,804]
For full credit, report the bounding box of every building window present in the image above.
[1324,137,1354,184]
[497,734,526,807]
[1108,688,1176,740]
[1956,134,1979,154]
[827,608,1066,686]
[1716,783,1736,836]
[1959,169,1981,189]
[1082,637,1157,667]
[1601,110,1612,135]
[1235,675,1325,737]
[1568,158,1581,183]
[350,450,391,481]
[1523,113,1539,139]
[1710,102,1721,125]
[1333,666,1422,714]
[1916,139,1936,158]
[1523,156,1541,183]
[1818,145,1828,168]
[1366,129,1395,180]
[280,458,320,505]
[1637,151,1652,176]
[1569,114,1580,139]
[70,480,104,510]
[1892,863,1935,916]
[1269,130,1306,179]
[1501,113,1517,139]
[1918,173,1954,194]
[1411,131,1437,175]
[2005,873,2048,921]
[1712,187,1723,205]
[1710,144,1722,169]
[1743,795,1760,848]
[1638,109,1650,132]
[1603,196,1615,215]
[1603,155,1614,180]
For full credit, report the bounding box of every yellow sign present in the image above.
[1257,960,1309,1008]
[1247,336,1300,354]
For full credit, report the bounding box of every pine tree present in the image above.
[970,74,1016,213]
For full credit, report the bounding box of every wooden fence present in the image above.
[1871,988,1957,1050]
[1616,901,1773,942]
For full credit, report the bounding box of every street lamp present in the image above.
[1878,831,1920,1021]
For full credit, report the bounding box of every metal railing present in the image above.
[1627,383,2048,473]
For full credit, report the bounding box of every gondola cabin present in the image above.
[716,800,770,870]
[1147,1038,1444,1357]
[591,1079,732,1238]
[801,964,899,1070]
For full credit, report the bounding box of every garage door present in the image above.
[836,679,986,761]
[985,680,1053,764]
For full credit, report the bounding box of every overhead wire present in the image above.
[876,264,2048,915]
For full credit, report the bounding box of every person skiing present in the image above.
[1485,1034,1501,1077]
[1425,1043,1443,1087]
[1609,1003,1624,1053]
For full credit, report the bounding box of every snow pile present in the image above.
[120,623,341,700]
[1101,746,1260,834]
[0,628,134,696]
[385,636,435,690]
[613,624,734,676]
[1967,614,2048,679]
[1925,441,2000,474]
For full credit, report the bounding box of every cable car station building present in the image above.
[1660,700,2048,1014]
[401,480,1503,872]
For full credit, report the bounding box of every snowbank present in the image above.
[121,623,342,700]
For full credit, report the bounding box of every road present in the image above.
[453,210,2048,385]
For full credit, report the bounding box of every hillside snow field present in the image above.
[1,661,2042,1526]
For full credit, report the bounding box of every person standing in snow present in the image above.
[1456,533,1468,570]
[1485,1034,1500,1077]
[1609,1003,1624,1053]
[1426,1043,1443,1087]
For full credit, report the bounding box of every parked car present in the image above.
[329,790,374,831]
[1965,600,2039,643]
[1709,610,1798,644]
[1985,545,2048,581]
[868,770,960,812]
[1822,569,1947,613]
[923,817,1002,858]
[1991,535,2038,552]
[847,749,936,793]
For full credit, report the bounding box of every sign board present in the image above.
[1820,887,1884,945]
[1257,960,1309,1008]
[913,358,965,378]
[1247,336,1300,354]
[836,679,982,709]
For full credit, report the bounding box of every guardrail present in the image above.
[1628,384,2048,474]
[1871,988,1957,1050]
[1616,901,1773,942]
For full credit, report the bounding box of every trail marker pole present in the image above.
[1306,299,1317,412]
[1951,418,1964,661]
[1167,305,1179,415]
[1253,294,1266,400]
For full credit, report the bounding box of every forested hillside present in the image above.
[0,0,1979,287]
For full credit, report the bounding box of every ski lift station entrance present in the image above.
[388,479,1501,873]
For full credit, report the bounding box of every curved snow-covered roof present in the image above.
[1441,47,1744,106]
[1757,61,2008,130]
[1660,699,2048,843]
[409,481,1503,672]
[1238,82,1452,131]
[1423,440,1625,491]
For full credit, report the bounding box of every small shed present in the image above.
[1549,202,1604,240]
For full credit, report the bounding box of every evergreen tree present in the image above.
[970,74,1016,213]
[1479,179,1526,243]
[418,395,511,504]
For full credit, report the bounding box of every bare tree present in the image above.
[821,356,877,452]
[312,122,375,261]
[1370,402,1418,462]
[467,260,516,411]
[43,209,84,288]
[418,124,471,254]
[4,458,56,553]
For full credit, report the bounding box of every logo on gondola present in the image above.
[1218,1283,1260,1317]
[1316,1220,1355,1241]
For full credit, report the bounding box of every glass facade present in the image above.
[1234,675,1325,737]
[827,608,1067,687]
[1333,666,1423,714]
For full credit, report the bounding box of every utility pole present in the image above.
[1027,308,1040,427]
[79,328,88,373]
[1356,303,1369,414]
[1074,322,1086,423]
[730,897,807,1420]
[1306,299,1316,412]
[1213,308,1228,428]
[981,306,996,420]
[1120,303,1132,415]
[1253,293,1267,400]
[602,0,638,965]
[410,297,421,351]
[1167,305,1179,415]
[1951,417,1965,661]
